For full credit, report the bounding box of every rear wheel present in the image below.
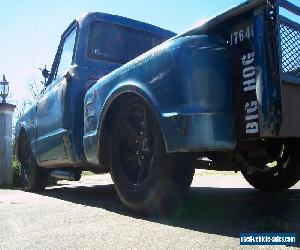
[18,134,48,191]
[109,97,195,216]
[242,139,300,191]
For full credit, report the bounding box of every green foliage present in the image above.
[12,157,22,187]
[12,157,57,188]
[48,176,57,186]
[82,171,94,176]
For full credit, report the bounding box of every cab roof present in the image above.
[77,12,176,39]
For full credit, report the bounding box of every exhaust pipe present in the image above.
[50,170,81,181]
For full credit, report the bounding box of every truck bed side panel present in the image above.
[83,36,235,165]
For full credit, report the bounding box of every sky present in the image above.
[0,0,299,105]
[0,0,245,104]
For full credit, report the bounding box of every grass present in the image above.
[194,169,241,176]
[81,171,95,176]
[81,170,237,178]
[1,160,237,189]
[254,217,291,232]
[0,157,57,189]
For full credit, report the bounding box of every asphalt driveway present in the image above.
[0,171,299,249]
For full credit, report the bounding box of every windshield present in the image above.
[87,21,166,64]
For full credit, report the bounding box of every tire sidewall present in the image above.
[109,98,168,213]
[242,139,300,191]
[19,134,48,191]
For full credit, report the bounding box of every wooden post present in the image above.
[0,103,16,185]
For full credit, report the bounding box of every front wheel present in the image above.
[109,97,195,216]
[18,134,48,191]
[242,139,300,191]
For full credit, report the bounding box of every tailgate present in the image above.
[277,0,300,136]
[183,0,300,139]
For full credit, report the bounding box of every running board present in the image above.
[49,170,81,181]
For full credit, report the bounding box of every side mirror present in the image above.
[42,68,49,79]
[39,65,50,86]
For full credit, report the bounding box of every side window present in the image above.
[87,22,167,63]
[56,27,77,78]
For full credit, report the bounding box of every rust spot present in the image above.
[63,135,70,146]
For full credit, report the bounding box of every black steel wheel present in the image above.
[242,139,300,191]
[18,134,48,191]
[109,96,195,216]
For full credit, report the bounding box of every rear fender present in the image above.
[83,35,236,165]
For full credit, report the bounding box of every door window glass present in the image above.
[56,27,77,78]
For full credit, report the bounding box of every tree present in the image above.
[13,78,45,136]
[26,78,46,104]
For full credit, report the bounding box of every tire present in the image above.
[242,139,300,192]
[109,97,195,216]
[18,134,48,192]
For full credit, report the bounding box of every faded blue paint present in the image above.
[252,11,282,136]
[83,35,235,165]
[15,12,175,168]
[16,0,300,170]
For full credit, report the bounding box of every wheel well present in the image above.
[98,92,163,168]
[16,128,27,161]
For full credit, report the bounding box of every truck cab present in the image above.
[16,12,175,169]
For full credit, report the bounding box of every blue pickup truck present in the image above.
[16,0,300,215]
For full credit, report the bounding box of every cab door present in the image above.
[36,25,77,166]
